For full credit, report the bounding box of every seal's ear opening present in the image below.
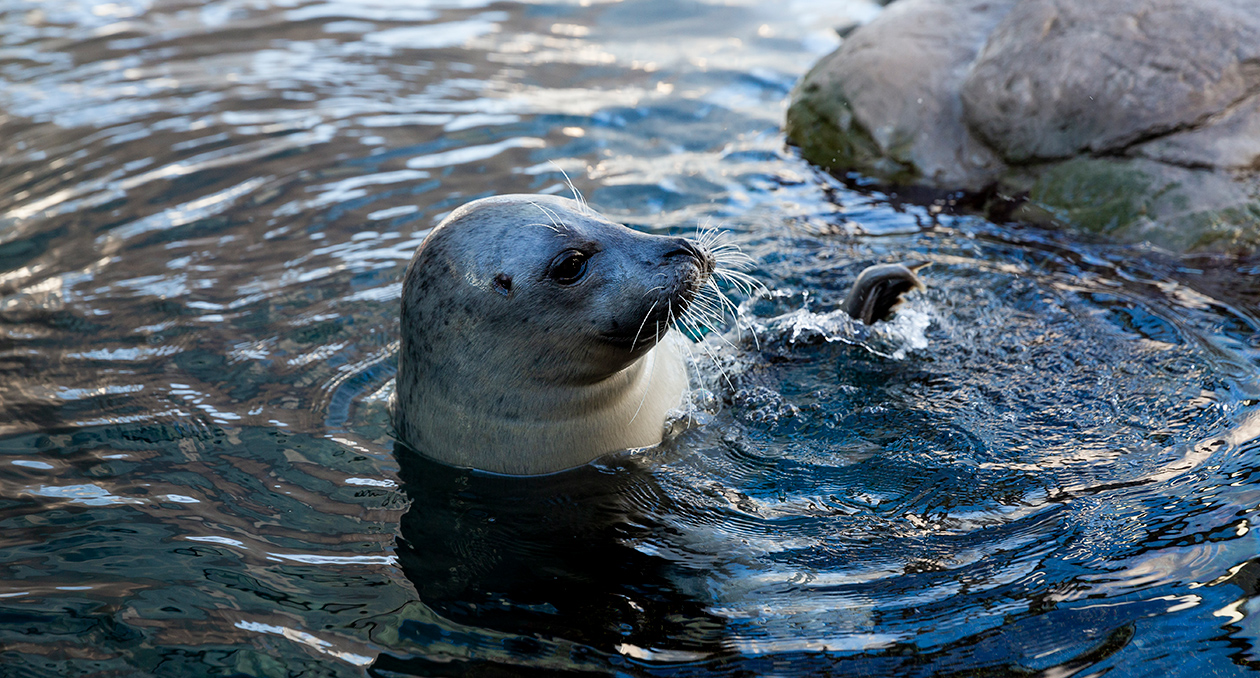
[493,273,513,296]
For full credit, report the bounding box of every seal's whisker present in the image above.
[712,249,756,270]
[713,266,760,287]
[525,209,564,234]
[526,200,570,235]
[687,288,721,313]
[700,278,740,318]
[524,221,564,234]
[660,299,673,343]
[542,205,570,233]
[686,294,727,334]
[712,258,761,300]
[694,219,716,246]
[630,302,686,427]
[631,299,660,350]
[689,270,739,321]
[534,199,564,225]
[679,312,735,390]
[525,199,559,225]
[673,225,765,352]
[699,229,757,267]
[552,162,591,215]
[699,291,745,343]
[684,295,739,351]
[714,258,756,277]
[713,286,761,351]
[627,336,657,426]
[695,320,739,352]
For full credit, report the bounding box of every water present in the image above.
[3,1,1260,676]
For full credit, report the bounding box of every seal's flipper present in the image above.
[841,261,928,325]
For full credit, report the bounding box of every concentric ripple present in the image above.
[1,0,1259,676]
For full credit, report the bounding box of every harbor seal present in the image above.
[395,194,711,475]
[394,194,926,475]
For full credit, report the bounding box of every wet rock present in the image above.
[787,0,1013,190]
[786,0,1260,253]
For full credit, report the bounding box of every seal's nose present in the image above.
[663,237,714,273]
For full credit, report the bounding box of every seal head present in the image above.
[396,194,712,475]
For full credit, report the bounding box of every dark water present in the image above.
[3,1,1260,676]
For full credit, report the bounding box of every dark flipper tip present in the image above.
[841,261,929,325]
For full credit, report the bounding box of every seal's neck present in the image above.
[399,333,690,475]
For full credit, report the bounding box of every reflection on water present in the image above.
[382,449,729,674]
[3,0,1260,676]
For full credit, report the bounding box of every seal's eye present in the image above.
[548,250,589,285]
[493,273,513,296]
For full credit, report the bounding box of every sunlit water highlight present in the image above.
[3,0,1260,676]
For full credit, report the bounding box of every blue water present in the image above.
[3,1,1260,676]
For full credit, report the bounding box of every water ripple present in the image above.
[1,0,1258,675]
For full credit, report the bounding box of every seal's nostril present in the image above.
[664,238,709,266]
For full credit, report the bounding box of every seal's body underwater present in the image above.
[396,195,709,475]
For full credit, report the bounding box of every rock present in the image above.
[787,0,1015,190]
[1134,96,1260,170]
[1004,157,1260,252]
[963,0,1260,162]
[786,0,1260,253]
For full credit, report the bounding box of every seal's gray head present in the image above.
[396,194,713,474]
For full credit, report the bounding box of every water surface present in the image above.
[3,0,1260,676]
